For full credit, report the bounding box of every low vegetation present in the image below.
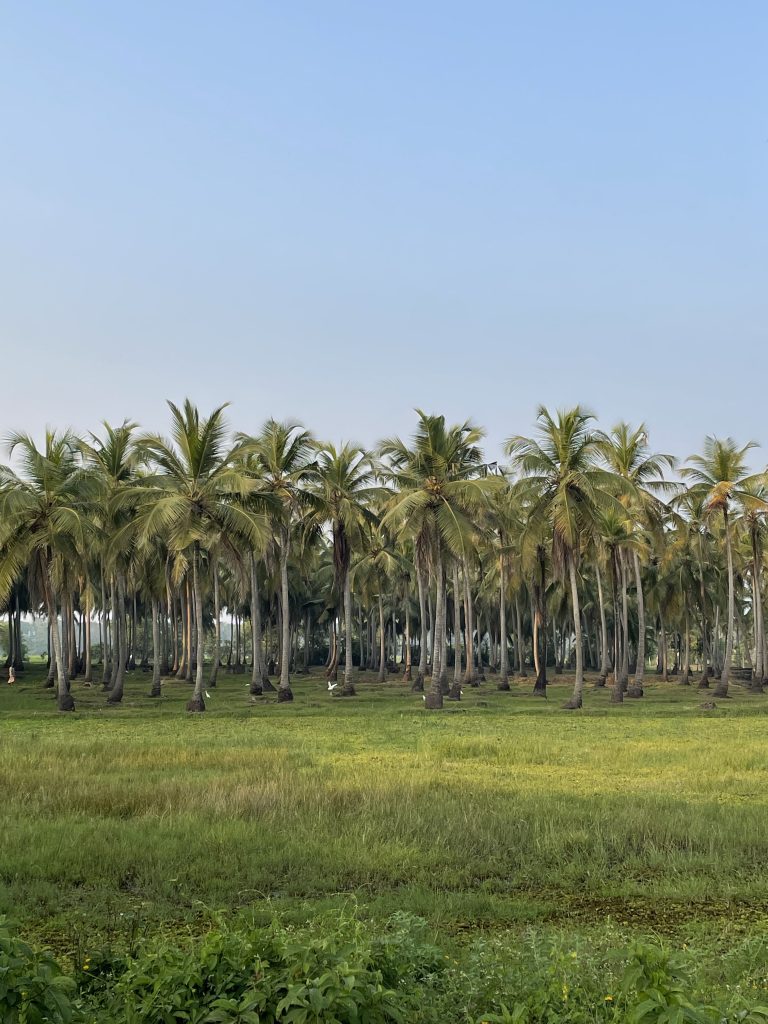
[3,666,768,1020]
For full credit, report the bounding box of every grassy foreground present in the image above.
[2,664,768,1015]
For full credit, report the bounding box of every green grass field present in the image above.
[3,663,768,970]
[4,659,768,1003]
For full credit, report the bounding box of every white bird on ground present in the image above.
[327,681,338,692]
[422,695,426,701]
[205,690,211,699]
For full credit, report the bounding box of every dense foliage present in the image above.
[5,912,768,1024]
[0,402,766,713]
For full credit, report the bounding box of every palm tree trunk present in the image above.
[209,557,221,688]
[108,573,127,703]
[149,598,162,696]
[187,543,206,711]
[402,595,412,681]
[629,550,646,695]
[620,550,632,695]
[377,594,386,683]
[425,547,444,708]
[43,557,73,712]
[595,563,609,686]
[751,534,765,692]
[532,549,548,697]
[414,564,427,691]
[249,554,265,694]
[680,603,691,685]
[343,566,355,695]
[563,556,584,709]
[515,594,525,676]
[450,562,463,698]
[462,559,475,686]
[714,508,735,698]
[84,591,93,683]
[277,531,293,701]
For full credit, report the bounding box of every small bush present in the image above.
[0,917,75,1024]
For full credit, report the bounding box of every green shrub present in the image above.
[0,917,75,1024]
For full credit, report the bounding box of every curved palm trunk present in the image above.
[187,545,206,711]
[563,556,585,709]
[343,566,355,695]
[449,562,463,699]
[425,547,444,709]
[714,509,735,698]
[149,598,162,696]
[277,531,293,702]
[414,564,427,691]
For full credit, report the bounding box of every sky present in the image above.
[1,2,766,466]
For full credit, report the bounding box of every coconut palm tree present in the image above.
[80,421,141,704]
[137,400,270,711]
[246,420,317,702]
[597,423,676,696]
[0,431,90,711]
[682,437,764,698]
[381,411,502,709]
[311,443,380,696]
[507,406,618,709]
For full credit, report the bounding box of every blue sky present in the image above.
[1,2,766,464]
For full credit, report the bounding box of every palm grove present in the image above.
[0,401,766,713]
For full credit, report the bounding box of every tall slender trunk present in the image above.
[450,562,463,698]
[84,590,93,682]
[101,568,110,685]
[208,557,221,687]
[250,554,266,694]
[277,530,293,701]
[187,543,206,711]
[595,562,609,686]
[715,508,735,697]
[149,598,162,696]
[629,550,646,695]
[425,547,444,708]
[610,554,624,703]
[402,593,412,681]
[532,548,548,696]
[109,576,120,689]
[414,563,427,691]
[462,559,476,685]
[108,573,127,703]
[752,534,765,692]
[619,550,630,693]
[564,556,585,709]
[377,593,386,683]
[680,602,691,685]
[43,555,73,711]
[343,565,355,695]
[515,594,525,676]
